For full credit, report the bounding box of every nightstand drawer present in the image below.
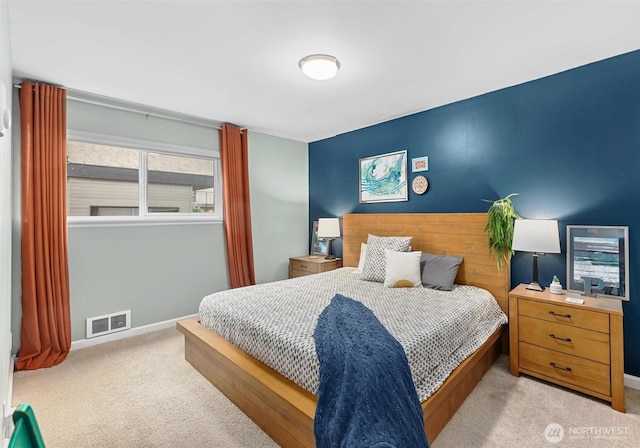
[290,269,312,278]
[519,343,611,396]
[519,316,610,364]
[519,299,609,333]
[290,259,320,274]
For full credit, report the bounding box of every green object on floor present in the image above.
[8,404,46,448]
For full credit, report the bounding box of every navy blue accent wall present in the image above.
[309,50,640,376]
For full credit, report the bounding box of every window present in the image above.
[147,152,215,214]
[67,132,221,224]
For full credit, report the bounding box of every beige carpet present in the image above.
[12,327,640,447]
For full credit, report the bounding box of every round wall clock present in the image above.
[412,175,429,195]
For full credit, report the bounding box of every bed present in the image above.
[177,213,511,446]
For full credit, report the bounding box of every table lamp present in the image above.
[317,218,341,260]
[512,219,561,291]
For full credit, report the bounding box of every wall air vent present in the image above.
[86,310,131,339]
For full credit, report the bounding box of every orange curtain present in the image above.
[16,81,71,370]
[220,124,256,288]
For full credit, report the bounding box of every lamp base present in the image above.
[324,238,336,260]
[526,253,545,292]
[525,282,545,292]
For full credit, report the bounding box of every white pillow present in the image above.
[352,243,367,274]
[383,250,423,288]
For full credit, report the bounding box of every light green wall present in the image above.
[67,223,229,337]
[11,97,309,344]
[67,98,217,151]
[249,132,309,283]
[1,0,12,438]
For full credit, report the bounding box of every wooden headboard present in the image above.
[342,213,510,314]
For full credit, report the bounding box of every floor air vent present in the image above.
[86,310,131,338]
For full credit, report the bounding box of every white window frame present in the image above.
[67,130,223,227]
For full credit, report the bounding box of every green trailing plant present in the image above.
[483,193,521,270]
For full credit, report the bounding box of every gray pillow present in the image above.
[361,234,412,282]
[420,253,463,291]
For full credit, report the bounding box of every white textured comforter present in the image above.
[199,267,507,402]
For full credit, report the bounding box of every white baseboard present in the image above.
[70,313,198,351]
[625,373,640,390]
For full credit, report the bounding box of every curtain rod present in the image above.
[12,81,243,132]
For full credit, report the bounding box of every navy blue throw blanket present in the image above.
[313,294,430,448]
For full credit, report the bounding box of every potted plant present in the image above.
[483,193,521,270]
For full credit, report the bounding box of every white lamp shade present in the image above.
[512,219,561,253]
[299,54,340,80]
[317,218,341,238]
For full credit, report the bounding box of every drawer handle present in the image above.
[548,311,571,319]
[549,334,572,343]
[300,264,307,268]
[550,362,572,372]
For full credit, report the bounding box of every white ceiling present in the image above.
[7,1,640,143]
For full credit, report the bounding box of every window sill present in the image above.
[68,214,223,228]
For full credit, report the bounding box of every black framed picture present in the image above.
[311,220,328,255]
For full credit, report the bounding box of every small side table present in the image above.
[509,283,625,412]
[288,255,342,279]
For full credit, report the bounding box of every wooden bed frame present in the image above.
[177,213,510,447]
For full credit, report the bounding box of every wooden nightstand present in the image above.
[509,283,625,412]
[288,255,342,279]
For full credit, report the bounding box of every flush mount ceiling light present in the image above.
[298,54,340,80]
